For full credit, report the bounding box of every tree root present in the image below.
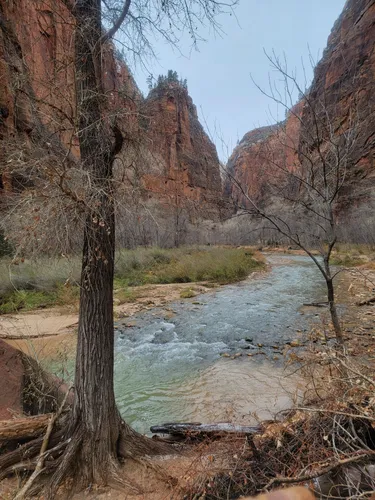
[0,409,180,498]
[14,388,72,499]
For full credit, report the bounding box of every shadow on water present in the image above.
[114,255,328,433]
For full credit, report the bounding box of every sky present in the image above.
[129,0,346,161]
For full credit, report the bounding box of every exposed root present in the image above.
[0,430,65,481]
[118,420,181,459]
[15,388,72,499]
[0,413,179,499]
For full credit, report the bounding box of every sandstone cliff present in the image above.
[227,0,375,224]
[0,0,224,251]
[141,82,224,220]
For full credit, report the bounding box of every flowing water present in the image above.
[114,255,328,434]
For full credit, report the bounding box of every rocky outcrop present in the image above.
[0,340,24,419]
[227,102,303,209]
[0,0,224,237]
[141,83,224,219]
[227,0,375,217]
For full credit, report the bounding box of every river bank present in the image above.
[2,254,375,428]
[1,253,375,498]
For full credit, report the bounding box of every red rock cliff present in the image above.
[300,0,375,208]
[227,0,375,215]
[141,82,224,219]
[0,0,224,226]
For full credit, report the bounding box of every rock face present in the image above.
[301,0,375,208]
[227,0,375,220]
[0,0,224,240]
[141,83,224,219]
[227,103,303,209]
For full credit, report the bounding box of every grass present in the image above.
[0,246,264,314]
[179,288,197,299]
[331,243,375,268]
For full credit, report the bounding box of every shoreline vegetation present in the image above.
[0,246,265,316]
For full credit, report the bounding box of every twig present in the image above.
[264,452,375,490]
[356,297,375,306]
[333,358,375,388]
[14,386,72,500]
[294,407,375,422]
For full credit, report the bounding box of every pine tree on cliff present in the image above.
[0,0,237,496]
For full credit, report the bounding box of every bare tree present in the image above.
[227,52,359,344]
[0,0,237,495]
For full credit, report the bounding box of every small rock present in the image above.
[221,353,231,358]
[233,353,242,358]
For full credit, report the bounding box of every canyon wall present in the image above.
[227,0,375,223]
[0,0,224,250]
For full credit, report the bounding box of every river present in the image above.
[113,254,328,434]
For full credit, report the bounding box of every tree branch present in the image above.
[101,0,131,43]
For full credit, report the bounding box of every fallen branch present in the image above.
[14,386,72,500]
[264,452,375,490]
[150,422,260,437]
[356,297,375,306]
[303,302,328,307]
[0,333,62,340]
[0,414,52,442]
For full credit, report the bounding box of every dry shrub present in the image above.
[182,346,375,499]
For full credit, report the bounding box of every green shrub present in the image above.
[0,246,264,314]
[0,289,57,314]
[179,288,197,299]
[115,287,137,304]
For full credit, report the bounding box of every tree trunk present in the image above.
[326,278,344,344]
[56,0,122,486]
[46,2,173,490]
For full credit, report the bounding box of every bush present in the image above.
[180,288,197,299]
[0,246,264,314]
[152,247,262,284]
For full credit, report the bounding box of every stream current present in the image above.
[114,255,328,434]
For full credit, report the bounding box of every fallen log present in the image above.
[302,301,328,307]
[0,333,60,340]
[0,414,52,442]
[150,422,260,437]
[356,297,375,306]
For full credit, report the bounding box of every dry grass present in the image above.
[0,247,264,314]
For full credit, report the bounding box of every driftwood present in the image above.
[356,297,375,306]
[0,333,61,340]
[302,301,329,307]
[0,414,52,442]
[150,422,260,437]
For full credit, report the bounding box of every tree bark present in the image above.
[57,0,122,486]
[326,278,344,344]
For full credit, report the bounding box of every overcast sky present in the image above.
[131,0,346,161]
